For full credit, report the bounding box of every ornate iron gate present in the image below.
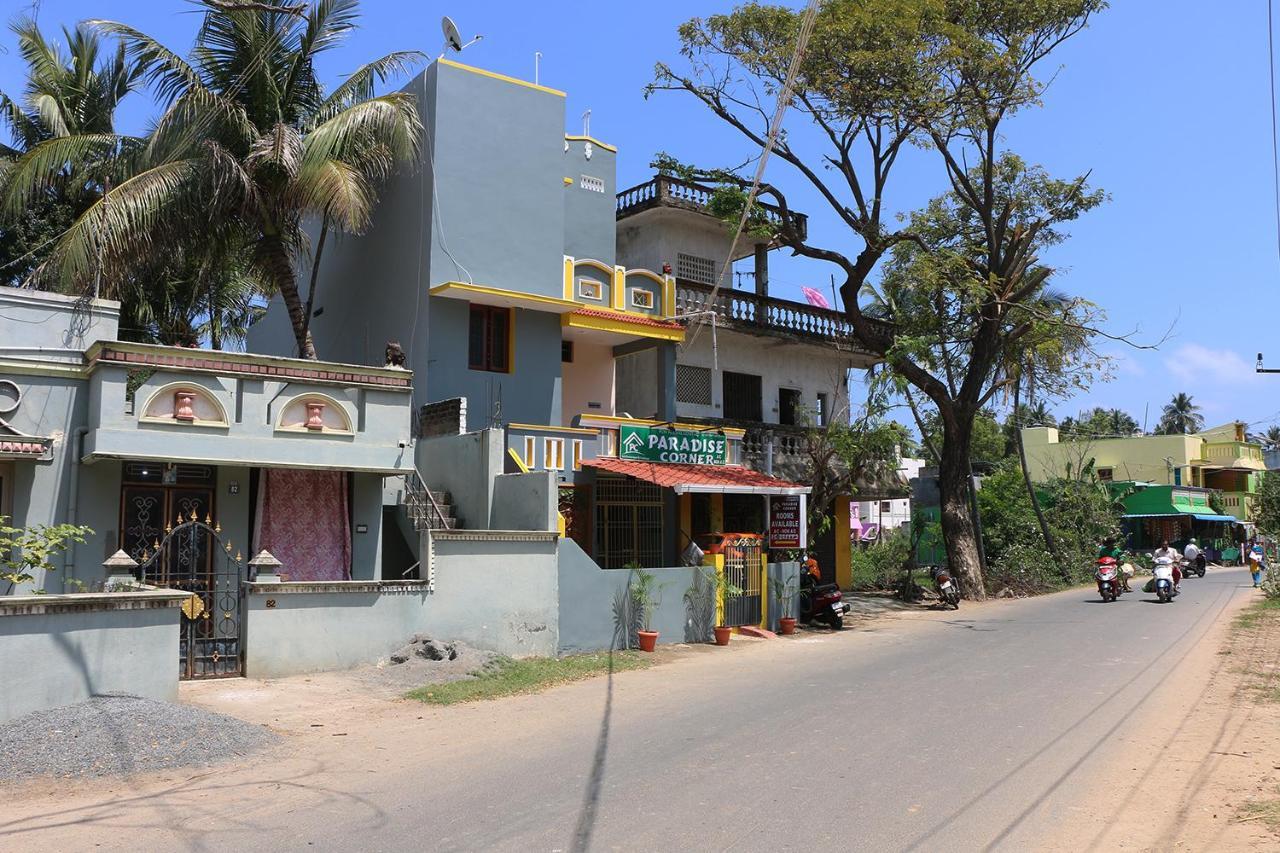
[137,515,245,679]
[722,536,764,627]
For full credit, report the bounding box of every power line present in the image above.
[685,0,821,348]
[1269,0,1280,265]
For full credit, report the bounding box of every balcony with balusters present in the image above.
[673,279,890,355]
[616,174,808,243]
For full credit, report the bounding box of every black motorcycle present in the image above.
[799,569,851,629]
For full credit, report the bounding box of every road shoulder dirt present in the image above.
[1047,586,1280,851]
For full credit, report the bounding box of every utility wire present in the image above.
[685,0,821,348]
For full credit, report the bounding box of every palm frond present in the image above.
[291,157,371,231]
[88,20,207,106]
[0,133,121,219]
[34,158,204,292]
[312,50,426,125]
[301,92,421,171]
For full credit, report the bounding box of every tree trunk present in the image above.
[937,416,988,599]
[300,218,329,360]
[1014,381,1059,566]
[263,236,316,360]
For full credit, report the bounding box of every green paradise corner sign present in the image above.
[618,424,726,465]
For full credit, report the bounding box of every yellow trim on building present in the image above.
[507,447,531,473]
[562,256,575,301]
[507,422,600,436]
[564,134,618,153]
[625,268,665,287]
[834,496,852,590]
[563,177,573,185]
[610,266,626,311]
[709,494,725,533]
[438,57,566,97]
[662,274,676,319]
[679,493,692,554]
[575,413,746,439]
[759,552,769,629]
[561,310,685,343]
[705,553,726,628]
[430,281,579,314]
[572,257,614,277]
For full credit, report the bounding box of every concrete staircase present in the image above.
[402,470,462,531]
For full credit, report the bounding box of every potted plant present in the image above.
[701,568,743,646]
[630,567,662,652]
[771,575,799,635]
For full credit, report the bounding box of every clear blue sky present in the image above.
[3,1,1277,432]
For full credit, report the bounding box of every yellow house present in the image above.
[1020,421,1265,521]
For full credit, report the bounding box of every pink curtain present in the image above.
[254,469,351,581]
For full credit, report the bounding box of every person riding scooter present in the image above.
[1098,538,1132,593]
[1183,538,1206,578]
[1154,539,1181,594]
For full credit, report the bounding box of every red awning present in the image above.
[584,457,809,495]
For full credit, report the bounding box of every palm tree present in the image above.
[6,0,423,359]
[0,16,141,283]
[1266,426,1280,450]
[1157,393,1204,435]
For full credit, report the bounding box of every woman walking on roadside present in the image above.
[1248,539,1266,587]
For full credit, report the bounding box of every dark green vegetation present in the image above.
[0,1,422,358]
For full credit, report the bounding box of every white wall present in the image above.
[674,329,853,425]
[855,456,925,536]
[561,339,616,425]
[616,209,733,287]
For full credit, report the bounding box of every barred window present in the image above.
[676,365,713,405]
[677,252,716,285]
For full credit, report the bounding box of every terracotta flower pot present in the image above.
[713,626,732,646]
[637,630,659,652]
[779,617,797,635]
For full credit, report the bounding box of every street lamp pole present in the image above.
[1258,353,1280,374]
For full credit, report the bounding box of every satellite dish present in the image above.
[442,16,463,52]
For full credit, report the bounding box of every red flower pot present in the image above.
[637,630,659,652]
[713,626,732,646]
[779,617,797,635]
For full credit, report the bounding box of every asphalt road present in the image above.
[0,568,1255,852]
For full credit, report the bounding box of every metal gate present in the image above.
[721,536,764,627]
[137,515,245,679]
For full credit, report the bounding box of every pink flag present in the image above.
[800,286,831,309]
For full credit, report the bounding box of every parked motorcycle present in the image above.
[930,565,961,609]
[799,568,850,629]
[1152,555,1177,603]
[1095,557,1120,602]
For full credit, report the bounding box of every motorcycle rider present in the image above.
[1183,538,1203,576]
[1154,539,1181,593]
[1098,538,1130,592]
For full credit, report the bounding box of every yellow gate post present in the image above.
[835,495,852,590]
[702,552,726,627]
[759,551,769,628]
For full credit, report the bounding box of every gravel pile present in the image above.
[0,694,278,781]
[340,637,496,697]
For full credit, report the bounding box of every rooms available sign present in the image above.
[769,495,803,548]
[618,425,727,465]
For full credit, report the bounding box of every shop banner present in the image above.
[769,495,803,548]
[618,424,726,465]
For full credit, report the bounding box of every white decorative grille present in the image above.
[677,252,716,285]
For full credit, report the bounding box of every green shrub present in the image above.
[848,530,913,591]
